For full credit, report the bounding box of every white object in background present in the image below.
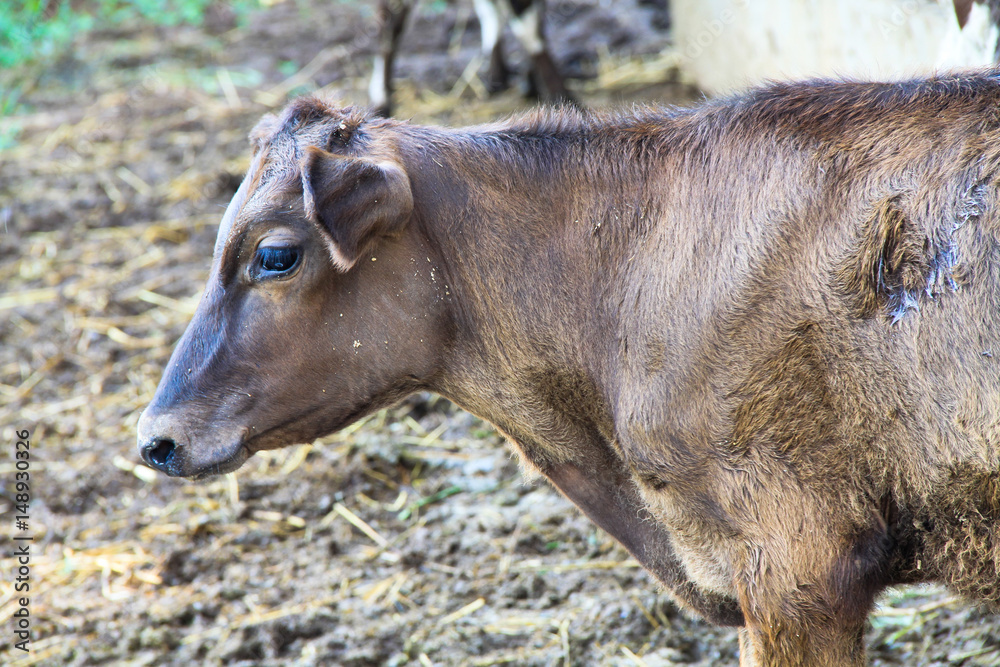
[672,0,999,95]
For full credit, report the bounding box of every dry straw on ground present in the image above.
[1,2,997,665]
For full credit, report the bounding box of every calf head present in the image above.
[137,99,447,478]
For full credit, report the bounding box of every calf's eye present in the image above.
[256,246,301,276]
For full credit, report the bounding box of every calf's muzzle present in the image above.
[137,406,250,478]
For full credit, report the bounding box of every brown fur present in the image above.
[139,70,1000,665]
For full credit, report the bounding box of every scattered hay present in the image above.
[0,2,993,665]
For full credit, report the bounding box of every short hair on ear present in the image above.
[300,146,414,271]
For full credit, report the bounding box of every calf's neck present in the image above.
[138,71,1000,665]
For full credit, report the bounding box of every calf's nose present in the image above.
[141,437,178,472]
[136,408,186,475]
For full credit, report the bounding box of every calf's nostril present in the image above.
[145,437,177,469]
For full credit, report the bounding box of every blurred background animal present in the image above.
[370,0,577,116]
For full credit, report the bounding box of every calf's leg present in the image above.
[731,505,889,666]
[737,604,868,667]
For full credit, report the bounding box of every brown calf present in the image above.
[138,70,1000,665]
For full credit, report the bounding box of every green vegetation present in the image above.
[397,486,463,521]
[1,1,91,69]
[0,0,261,69]
[0,121,21,151]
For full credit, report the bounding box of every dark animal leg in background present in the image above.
[952,0,1000,61]
[506,0,576,105]
[371,0,412,117]
[486,39,513,93]
[954,0,974,27]
[371,0,574,113]
[527,50,576,105]
[474,0,512,93]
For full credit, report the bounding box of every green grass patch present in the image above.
[0,121,22,151]
[0,0,262,70]
[398,485,463,521]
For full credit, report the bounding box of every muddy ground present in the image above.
[2,1,1000,665]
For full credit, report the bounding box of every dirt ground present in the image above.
[2,1,1000,665]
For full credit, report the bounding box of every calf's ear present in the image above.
[301,146,414,271]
